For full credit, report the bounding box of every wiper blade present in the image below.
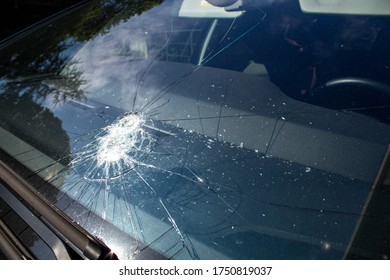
[0,218,35,260]
[0,149,118,260]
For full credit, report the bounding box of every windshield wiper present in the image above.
[0,149,118,260]
[0,217,35,260]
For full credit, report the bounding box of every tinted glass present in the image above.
[0,0,389,259]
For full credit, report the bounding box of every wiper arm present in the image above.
[0,149,118,260]
[0,218,35,260]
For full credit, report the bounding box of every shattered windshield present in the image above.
[0,0,390,259]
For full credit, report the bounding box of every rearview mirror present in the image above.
[206,0,239,7]
[179,0,243,18]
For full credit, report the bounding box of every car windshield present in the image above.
[0,0,389,259]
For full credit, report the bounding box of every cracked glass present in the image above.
[0,0,390,259]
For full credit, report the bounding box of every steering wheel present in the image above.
[321,77,390,94]
[304,77,390,109]
[303,77,390,123]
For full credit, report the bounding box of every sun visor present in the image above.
[179,0,243,18]
[299,0,390,15]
